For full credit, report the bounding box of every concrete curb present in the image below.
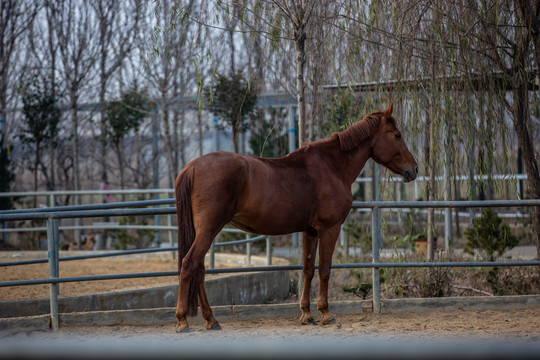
[380,294,540,313]
[0,270,290,318]
[1,295,539,333]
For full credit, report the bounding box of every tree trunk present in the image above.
[197,111,203,156]
[115,141,125,202]
[71,99,82,249]
[294,28,306,147]
[516,0,540,259]
[232,126,239,153]
[161,105,175,188]
[33,141,40,209]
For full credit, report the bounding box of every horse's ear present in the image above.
[383,103,393,118]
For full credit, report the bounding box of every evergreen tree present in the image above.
[0,137,15,210]
[104,85,150,191]
[206,71,258,153]
[19,77,61,202]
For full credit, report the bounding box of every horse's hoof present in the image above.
[206,321,222,331]
[321,315,339,326]
[300,316,318,326]
[175,324,190,333]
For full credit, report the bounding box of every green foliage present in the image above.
[464,209,518,261]
[341,270,373,299]
[104,86,151,146]
[393,233,423,252]
[19,77,61,162]
[249,108,288,158]
[322,90,361,135]
[343,217,372,255]
[393,208,425,252]
[486,266,540,296]
[0,137,15,210]
[205,71,258,152]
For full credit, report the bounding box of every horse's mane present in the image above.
[337,111,382,151]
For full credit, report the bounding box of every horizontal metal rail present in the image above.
[0,189,173,197]
[351,199,540,209]
[0,206,177,221]
[0,173,531,197]
[0,247,177,267]
[2,199,540,222]
[0,234,267,268]
[214,234,266,246]
[2,261,539,288]
[0,198,175,215]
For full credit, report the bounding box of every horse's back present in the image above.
[179,151,316,234]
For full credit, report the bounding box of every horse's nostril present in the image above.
[414,167,418,175]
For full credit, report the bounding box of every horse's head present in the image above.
[370,103,418,182]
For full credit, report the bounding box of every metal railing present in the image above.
[1,198,540,331]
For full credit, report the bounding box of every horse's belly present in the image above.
[231,211,307,236]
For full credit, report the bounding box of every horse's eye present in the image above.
[395,133,402,139]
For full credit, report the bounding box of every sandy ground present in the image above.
[1,309,539,360]
[0,256,181,301]
[1,253,540,358]
[18,308,540,341]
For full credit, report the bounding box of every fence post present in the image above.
[371,163,381,314]
[443,102,453,251]
[47,217,59,331]
[246,234,252,265]
[266,236,272,265]
[152,105,161,247]
[209,239,215,270]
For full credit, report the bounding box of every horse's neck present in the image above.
[341,142,371,185]
[302,136,371,185]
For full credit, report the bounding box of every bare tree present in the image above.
[145,0,196,187]
[465,0,540,259]
[0,1,38,141]
[270,0,316,147]
[26,1,61,192]
[92,0,142,194]
[55,0,98,194]
[54,0,98,245]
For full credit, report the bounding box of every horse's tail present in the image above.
[175,168,199,317]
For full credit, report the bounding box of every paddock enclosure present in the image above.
[1,197,540,331]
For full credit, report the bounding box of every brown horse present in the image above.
[174,104,418,332]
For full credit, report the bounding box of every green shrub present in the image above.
[341,270,373,299]
[464,208,518,261]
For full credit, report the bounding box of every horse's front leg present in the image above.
[317,225,341,325]
[299,229,319,325]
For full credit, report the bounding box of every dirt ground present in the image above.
[2,309,539,357]
[33,308,540,341]
[1,254,540,355]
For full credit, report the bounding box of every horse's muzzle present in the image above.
[402,165,418,182]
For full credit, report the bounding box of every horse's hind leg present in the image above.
[299,228,319,325]
[176,207,232,333]
[175,230,218,333]
[197,267,221,330]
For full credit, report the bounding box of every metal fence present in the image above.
[1,198,540,331]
